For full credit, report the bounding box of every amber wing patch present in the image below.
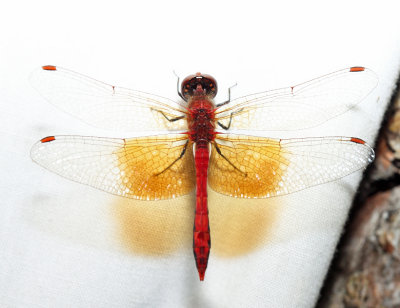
[209,135,289,198]
[115,136,195,200]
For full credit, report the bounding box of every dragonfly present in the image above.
[30,65,377,281]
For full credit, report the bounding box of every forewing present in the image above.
[30,66,187,132]
[31,134,195,200]
[209,134,374,198]
[216,67,378,131]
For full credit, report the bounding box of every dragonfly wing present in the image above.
[30,66,187,132]
[31,134,195,200]
[209,134,374,198]
[216,67,378,131]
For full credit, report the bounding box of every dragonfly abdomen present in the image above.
[193,143,211,281]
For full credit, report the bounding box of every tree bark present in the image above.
[317,80,400,307]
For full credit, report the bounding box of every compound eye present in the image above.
[202,75,218,99]
[181,83,194,101]
[181,74,197,101]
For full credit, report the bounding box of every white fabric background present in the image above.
[1,1,399,307]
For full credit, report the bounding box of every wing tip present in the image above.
[350,137,366,144]
[349,137,375,162]
[40,136,56,143]
[42,65,57,71]
[349,66,365,72]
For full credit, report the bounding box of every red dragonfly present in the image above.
[30,65,377,281]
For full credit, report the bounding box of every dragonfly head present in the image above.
[181,72,218,101]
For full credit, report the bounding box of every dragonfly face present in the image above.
[181,72,218,101]
[30,65,377,281]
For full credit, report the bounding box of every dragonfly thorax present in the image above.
[187,100,216,144]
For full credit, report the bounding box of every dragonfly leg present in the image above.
[173,70,186,101]
[213,142,247,176]
[217,108,244,130]
[216,82,237,107]
[152,108,185,122]
[154,141,189,176]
